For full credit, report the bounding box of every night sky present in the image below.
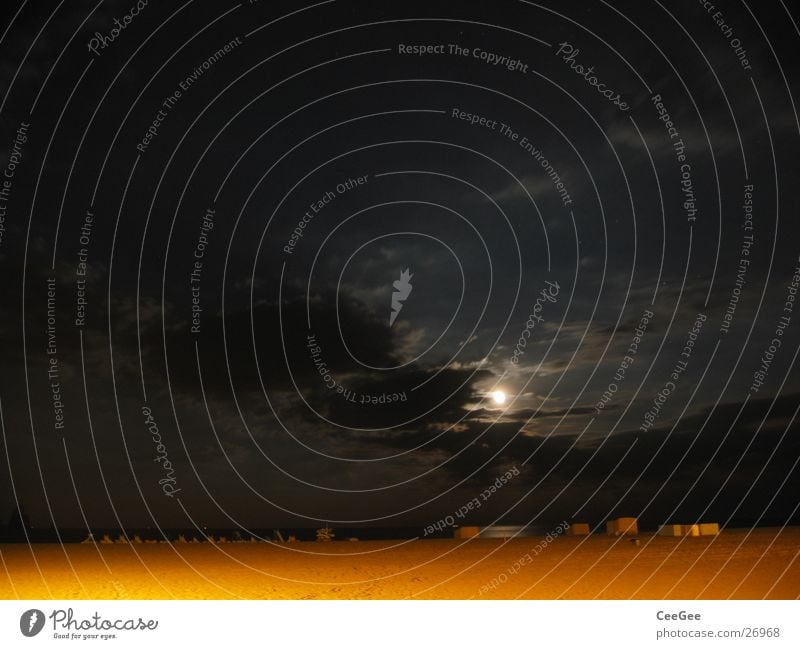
[1,0,799,534]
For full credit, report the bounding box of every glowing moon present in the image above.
[490,390,507,405]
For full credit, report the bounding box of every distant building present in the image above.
[699,523,720,535]
[453,526,481,539]
[567,523,591,536]
[659,522,719,536]
[477,525,543,539]
[606,517,638,536]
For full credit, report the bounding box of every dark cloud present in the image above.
[1,0,798,530]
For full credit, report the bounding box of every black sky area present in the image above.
[0,0,799,535]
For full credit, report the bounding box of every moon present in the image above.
[490,390,507,405]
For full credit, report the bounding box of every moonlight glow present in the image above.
[491,390,507,405]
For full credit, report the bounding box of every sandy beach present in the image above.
[1,528,798,599]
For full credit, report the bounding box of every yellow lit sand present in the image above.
[1,528,798,599]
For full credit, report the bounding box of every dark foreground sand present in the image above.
[1,528,798,599]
